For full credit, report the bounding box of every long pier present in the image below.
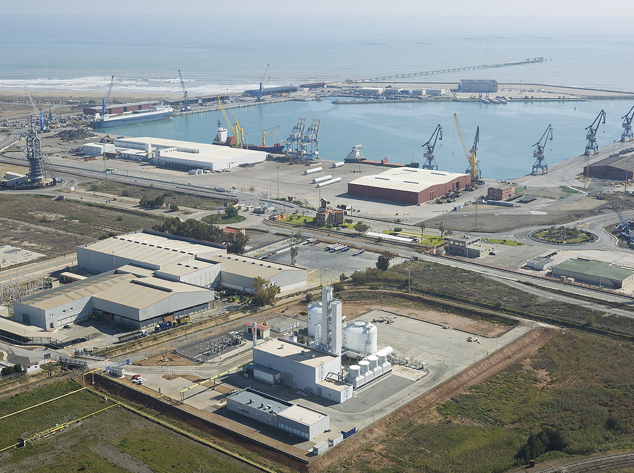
[356,57,545,83]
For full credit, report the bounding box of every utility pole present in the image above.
[408,264,411,292]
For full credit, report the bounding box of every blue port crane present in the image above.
[24,87,47,132]
[532,124,553,175]
[259,64,270,101]
[102,75,114,116]
[584,109,606,155]
[621,105,634,142]
[421,124,443,170]
[178,70,191,111]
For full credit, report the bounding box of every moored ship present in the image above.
[91,104,173,129]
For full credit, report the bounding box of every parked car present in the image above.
[131,374,141,380]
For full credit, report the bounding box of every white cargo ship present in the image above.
[91,104,173,128]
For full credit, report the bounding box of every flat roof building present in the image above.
[226,387,330,440]
[459,79,498,93]
[552,258,634,289]
[348,167,471,205]
[114,137,267,171]
[583,153,634,181]
[445,234,494,258]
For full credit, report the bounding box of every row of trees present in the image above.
[153,217,249,254]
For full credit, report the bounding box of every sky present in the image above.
[6,0,634,17]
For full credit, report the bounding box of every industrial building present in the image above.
[552,258,634,289]
[458,79,499,93]
[250,287,392,404]
[445,234,494,258]
[526,256,556,271]
[113,137,267,171]
[315,198,344,227]
[83,143,115,157]
[83,101,161,116]
[226,387,330,440]
[13,272,214,330]
[583,153,634,181]
[348,167,471,205]
[243,86,298,97]
[487,185,516,201]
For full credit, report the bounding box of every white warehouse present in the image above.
[113,136,267,171]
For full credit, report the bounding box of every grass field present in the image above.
[0,194,163,256]
[0,380,267,473]
[484,238,524,246]
[201,214,247,225]
[333,331,634,473]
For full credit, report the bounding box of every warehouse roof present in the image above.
[93,277,213,310]
[279,404,328,426]
[587,152,634,169]
[79,231,225,269]
[21,273,134,310]
[157,260,219,277]
[349,167,469,193]
[228,387,292,413]
[254,338,338,367]
[554,258,634,280]
[208,254,304,279]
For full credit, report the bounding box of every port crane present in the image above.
[101,75,114,117]
[232,113,244,147]
[302,119,321,161]
[454,113,481,182]
[259,64,270,101]
[532,124,553,175]
[178,70,191,112]
[217,96,239,147]
[421,124,443,170]
[621,105,634,142]
[285,118,306,163]
[262,126,280,146]
[584,109,606,155]
[24,87,47,132]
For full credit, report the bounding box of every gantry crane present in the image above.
[25,87,47,132]
[584,109,606,155]
[262,125,280,146]
[532,124,553,175]
[178,70,191,111]
[217,96,239,147]
[285,118,306,163]
[421,124,443,170]
[259,64,270,101]
[621,105,634,142]
[102,75,114,116]
[454,113,481,182]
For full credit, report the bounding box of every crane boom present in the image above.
[421,124,443,170]
[532,124,553,174]
[178,70,191,111]
[621,105,634,142]
[25,87,46,132]
[217,96,239,147]
[262,125,280,146]
[102,75,114,116]
[233,113,244,148]
[454,113,481,181]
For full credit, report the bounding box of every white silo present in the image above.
[342,320,378,355]
[367,355,378,370]
[348,365,360,378]
[359,360,370,375]
[330,300,342,356]
[307,301,322,338]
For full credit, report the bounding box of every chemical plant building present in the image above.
[348,167,471,205]
[113,137,267,171]
[552,258,634,289]
[14,230,306,329]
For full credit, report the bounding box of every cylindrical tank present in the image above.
[312,175,333,184]
[307,301,322,338]
[377,346,393,364]
[359,360,370,374]
[316,177,342,187]
[342,320,378,355]
[304,167,323,175]
[332,162,345,168]
[348,365,360,378]
[367,355,378,370]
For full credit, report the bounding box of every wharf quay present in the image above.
[173,97,293,117]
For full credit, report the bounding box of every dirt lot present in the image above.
[134,351,199,367]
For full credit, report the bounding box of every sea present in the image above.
[2,14,634,180]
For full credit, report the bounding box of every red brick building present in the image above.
[487,186,515,201]
[348,168,471,205]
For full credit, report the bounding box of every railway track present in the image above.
[536,452,634,472]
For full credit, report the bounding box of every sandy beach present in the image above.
[0,88,183,104]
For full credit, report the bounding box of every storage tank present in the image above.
[312,175,333,184]
[367,355,378,370]
[332,162,345,168]
[359,360,370,374]
[343,320,378,355]
[377,346,393,364]
[307,301,322,338]
[348,365,360,378]
[316,177,342,188]
[304,167,323,175]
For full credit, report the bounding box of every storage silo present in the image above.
[307,301,322,338]
[342,320,378,355]
[359,360,370,375]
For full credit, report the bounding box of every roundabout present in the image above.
[529,226,598,246]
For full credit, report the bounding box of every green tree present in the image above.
[224,205,239,219]
[333,282,345,292]
[252,276,280,306]
[225,231,249,254]
[419,223,426,239]
[154,217,224,244]
[345,219,353,225]
[354,221,369,235]
[305,292,314,303]
[289,232,302,265]
[376,251,395,271]
[394,227,402,233]
[438,225,446,238]
[169,203,179,212]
